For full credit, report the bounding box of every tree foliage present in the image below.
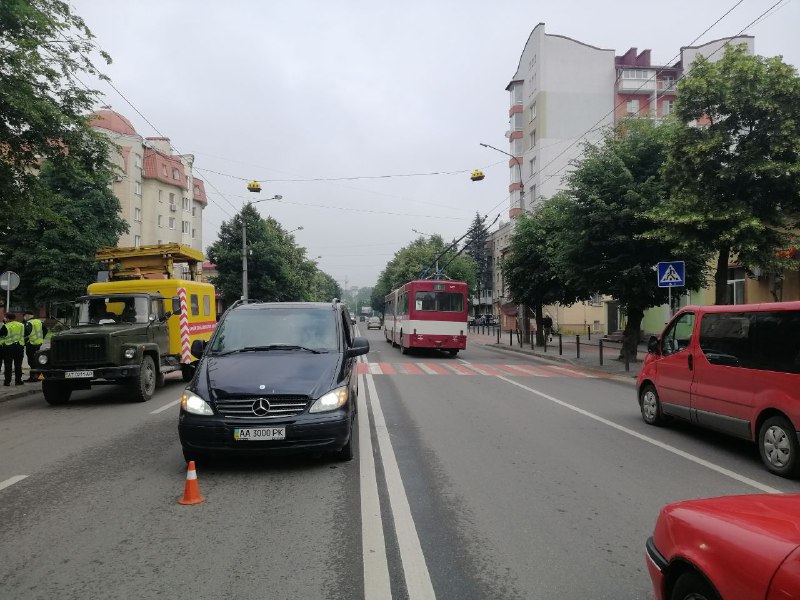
[207,204,336,305]
[0,0,112,219]
[463,212,490,298]
[654,45,800,304]
[371,235,476,313]
[1,149,128,308]
[507,119,709,356]
[503,194,589,346]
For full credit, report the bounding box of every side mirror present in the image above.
[191,339,207,359]
[172,297,181,314]
[647,335,660,355]
[347,337,370,357]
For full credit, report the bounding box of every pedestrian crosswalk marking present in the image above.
[660,265,682,284]
[355,362,594,379]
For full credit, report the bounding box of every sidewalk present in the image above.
[467,327,647,384]
[0,365,41,403]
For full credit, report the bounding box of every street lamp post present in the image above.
[243,181,282,300]
[479,142,528,344]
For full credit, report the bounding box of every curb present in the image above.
[0,385,41,404]
[478,343,640,386]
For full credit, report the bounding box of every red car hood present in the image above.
[659,494,800,548]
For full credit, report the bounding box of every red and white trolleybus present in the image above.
[384,279,468,356]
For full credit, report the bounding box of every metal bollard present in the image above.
[543,333,547,353]
[497,325,500,344]
[509,329,512,346]
[587,325,591,341]
[599,338,604,366]
[559,334,563,355]
[625,346,630,372]
[576,335,581,359]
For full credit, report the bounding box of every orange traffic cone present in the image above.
[178,460,205,505]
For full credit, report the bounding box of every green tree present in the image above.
[503,194,588,346]
[2,148,128,308]
[654,45,800,304]
[0,0,112,218]
[463,212,490,315]
[558,119,709,359]
[371,235,476,313]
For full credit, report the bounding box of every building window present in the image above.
[529,184,536,201]
[662,100,674,116]
[158,215,163,227]
[182,197,189,211]
[511,138,523,156]
[169,192,176,210]
[727,268,746,305]
[510,84,523,105]
[192,228,196,239]
[158,190,163,203]
[529,101,536,122]
[162,165,168,176]
[134,235,141,248]
[182,220,190,234]
[626,99,640,115]
[194,185,200,195]
[172,168,180,180]
[529,157,536,178]
[511,112,523,131]
[134,181,141,195]
[157,239,162,245]
[622,69,655,80]
[134,207,141,222]
[134,154,142,168]
[169,217,175,230]
[529,130,536,149]
[192,206,196,217]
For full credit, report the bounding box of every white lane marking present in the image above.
[542,364,596,378]
[368,363,384,375]
[365,372,436,599]
[498,376,782,494]
[0,475,28,492]
[150,398,182,414]
[415,362,438,375]
[358,365,392,598]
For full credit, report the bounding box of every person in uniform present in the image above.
[1,313,26,386]
[23,311,47,382]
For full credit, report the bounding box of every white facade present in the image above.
[506,23,616,215]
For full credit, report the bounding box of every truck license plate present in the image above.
[65,370,94,379]
[233,427,286,441]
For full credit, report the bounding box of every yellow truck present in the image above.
[33,244,216,405]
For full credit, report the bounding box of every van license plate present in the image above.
[65,370,94,379]
[233,427,286,441]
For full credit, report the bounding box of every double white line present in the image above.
[358,358,436,599]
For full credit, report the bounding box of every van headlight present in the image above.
[38,353,49,365]
[181,390,214,415]
[309,387,349,413]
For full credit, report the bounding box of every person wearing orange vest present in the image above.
[1,313,26,386]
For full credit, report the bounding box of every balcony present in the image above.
[617,78,656,94]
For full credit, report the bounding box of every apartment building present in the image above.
[88,108,206,260]
[489,25,757,334]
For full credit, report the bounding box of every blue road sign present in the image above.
[657,261,685,288]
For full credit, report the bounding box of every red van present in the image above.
[637,302,800,478]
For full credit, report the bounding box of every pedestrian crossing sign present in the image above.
[657,261,685,288]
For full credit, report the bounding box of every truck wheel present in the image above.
[129,355,156,402]
[42,381,72,405]
[181,364,194,382]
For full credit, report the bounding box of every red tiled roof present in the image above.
[90,109,138,136]
[142,147,186,187]
[192,178,208,206]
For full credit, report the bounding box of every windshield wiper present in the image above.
[213,344,325,356]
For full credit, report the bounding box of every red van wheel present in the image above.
[639,384,666,426]
[759,416,800,478]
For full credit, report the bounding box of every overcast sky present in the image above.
[71,0,800,289]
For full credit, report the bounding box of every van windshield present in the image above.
[210,308,339,353]
[77,296,150,325]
